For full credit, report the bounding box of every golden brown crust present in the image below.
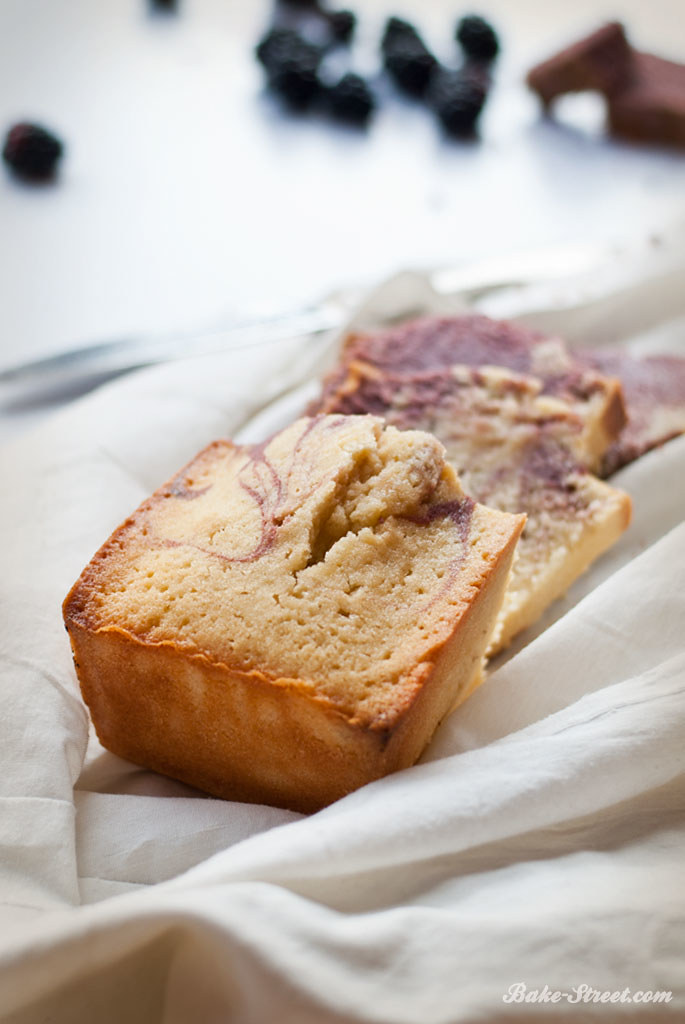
[599,377,629,450]
[68,621,388,812]
[66,517,519,814]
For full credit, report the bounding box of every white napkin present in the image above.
[1,245,684,1023]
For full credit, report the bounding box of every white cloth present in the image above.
[1,247,684,1023]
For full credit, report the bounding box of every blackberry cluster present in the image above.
[456,15,500,63]
[256,9,372,124]
[381,17,438,97]
[378,12,498,138]
[2,123,64,181]
[255,9,501,139]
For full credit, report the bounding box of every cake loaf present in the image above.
[64,415,525,812]
[316,314,626,471]
[314,364,631,654]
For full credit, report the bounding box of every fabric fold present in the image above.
[1,253,684,1021]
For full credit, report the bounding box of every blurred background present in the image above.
[0,0,683,399]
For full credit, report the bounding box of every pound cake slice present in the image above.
[316,364,631,654]
[63,415,524,813]
[577,349,685,475]
[316,314,626,471]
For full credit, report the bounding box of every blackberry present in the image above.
[428,69,488,137]
[2,122,64,181]
[326,73,375,124]
[270,56,322,109]
[384,38,438,97]
[381,16,438,96]
[256,28,307,72]
[327,9,356,45]
[255,28,324,109]
[456,15,500,63]
[381,16,422,53]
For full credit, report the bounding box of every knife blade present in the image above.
[0,242,609,405]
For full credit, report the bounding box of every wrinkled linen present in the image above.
[1,244,684,1023]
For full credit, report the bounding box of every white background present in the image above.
[0,0,683,374]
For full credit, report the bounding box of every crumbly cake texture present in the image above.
[579,350,685,475]
[315,314,626,472]
[314,363,632,654]
[64,415,525,813]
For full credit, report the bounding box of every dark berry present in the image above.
[270,56,322,109]
[381,17,422,53]
[384,37,438,97]
[456,15,499,63]
[255,28,307,72]
[2,123,64,181]
[381,16,438,96]
[276,0,320,6]
[428,69,488,137]
[327,10,356,45]
[326,73,375,124]
[255,28,324,109]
